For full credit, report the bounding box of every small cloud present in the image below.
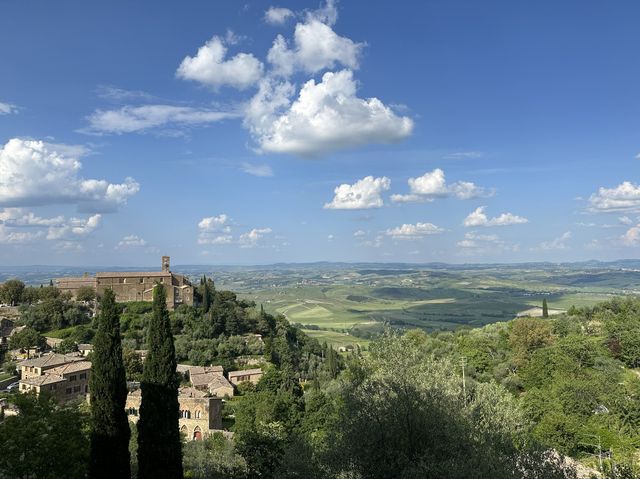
[0,102,18,115]
[241,162,274,177]
[619,216,633,225]
[622,225,640,246]
[533,231,571,251]
[353,230,366,238]
[324,176,391,210]
[264,6,295,25]
[176,35,263,91]
[588,181,640,213]
[391,168,492,203]
[463,206,528,227]
[117,234,147,248]
[239,227,273,248]
[83,104,239,135]
[385,222,444,240]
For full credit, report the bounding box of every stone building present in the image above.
[125,386,223,441]
[228,368,263,386]
[57,256,195,310]
[18,358,91,404]
[178,364,234,398]
[19,353,86,380]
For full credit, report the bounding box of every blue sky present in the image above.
[1,0,639,266]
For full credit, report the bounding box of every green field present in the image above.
[224,263,640,347]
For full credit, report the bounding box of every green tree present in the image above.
[9,326,45,356]
[137,284,183,479]
[542,298,549,318]
[77,285,96,303]
[0,393,89,479]
[0,279,25,305]
[89,289,131,479]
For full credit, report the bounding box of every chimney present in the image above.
[162,256,170,272]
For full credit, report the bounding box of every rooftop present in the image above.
[46,361,92,376]
[228,368,263,377]
[18,353,84,369]
[20,375,67,387]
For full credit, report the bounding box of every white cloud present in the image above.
[324,176,391,210]
[46,214,102,240]
[198,214,231,232]
[117,235,147,248]
[534,231,571,251]
[239,227,273,248]
[265,6,294,25]
[85,104,239,134]
[385,222,444,240]
[0,225,43,244]
[619,216,634,225]
[327,234,334,241]
[391,169,492,203]
[463,206,528,227]
[267,20,363,76]
[589,181,640,213]
[247,70,413,156]
[177,35,263,90]
[622,225,640,246]
[0,138,139,212]
[0,102,18,115]
[306,0,338,26]
[635,153,640,160]
[198,214,233,245]
[241,163,274,177]
[457,231,517,254]
[353,230,366,237]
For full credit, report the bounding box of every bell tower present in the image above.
[162,256,170,272]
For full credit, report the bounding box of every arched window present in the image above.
[180,410,191,419]
[195,410,202,419]
[180,425,188,437]
[193,427,202,441]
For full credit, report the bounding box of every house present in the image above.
[125,386,223,441]
[78,344,93,356]
[18,353,85,379]
[18,360,91,404]
[228,368,263,386]
[179,364,234,398]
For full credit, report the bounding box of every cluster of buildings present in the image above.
[56,256,195,310]
[12,351,263,441]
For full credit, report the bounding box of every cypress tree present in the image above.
[542,298,549,318]
[89,289,131,479]
[137,284,183,479]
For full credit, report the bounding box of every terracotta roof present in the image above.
[46,361,91,376]
[20,375,67,387]
[191,372,228,388]
[228,368,263,378]
[96,271,171,278]
[189,365,224,376]
[179,387,207,398]
[18,353,84,369]
[208,376,233,392]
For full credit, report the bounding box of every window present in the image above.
[73,385,81,393]
[85,385,88,393]
[69,375,77,382]
[180,410,191,419]
[127,408,138,416]
[195,410,202,419]
[66,387,72,394]
[79,373,86,380]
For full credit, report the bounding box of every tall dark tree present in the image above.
[137,284,183,479]
[542,298,549,319]
[89,289,131,479]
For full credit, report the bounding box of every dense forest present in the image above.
[2,277,640,478]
